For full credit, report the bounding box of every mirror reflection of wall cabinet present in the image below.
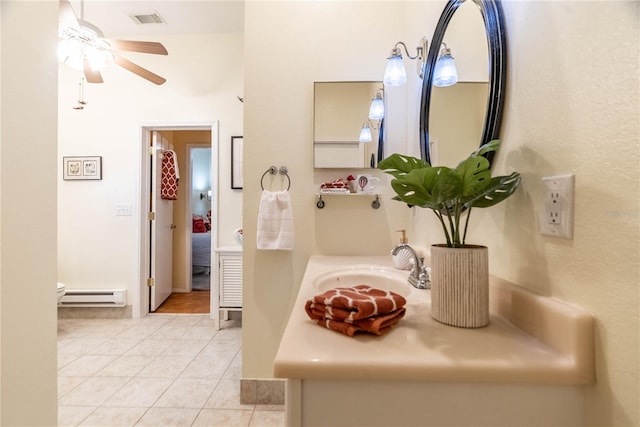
[314,81,383,169]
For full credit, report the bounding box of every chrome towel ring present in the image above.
[261,165,291,191]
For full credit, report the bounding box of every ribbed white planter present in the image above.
[430,244,489,328]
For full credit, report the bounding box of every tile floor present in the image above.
[58,314,284,427]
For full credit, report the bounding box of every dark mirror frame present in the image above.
[419,0,507,166]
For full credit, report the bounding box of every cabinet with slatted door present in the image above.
[214,247,242,330]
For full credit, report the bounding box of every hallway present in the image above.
[155,291,211,314]
[154,269,212,314]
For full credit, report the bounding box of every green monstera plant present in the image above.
[378,140,521,248]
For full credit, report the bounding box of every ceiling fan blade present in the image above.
[59,0,79,30]
[110,40,168,55]
[114,55,166,85]
[83,58,104,83]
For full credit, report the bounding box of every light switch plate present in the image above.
[115,204,132,216]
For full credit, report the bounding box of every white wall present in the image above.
[58,33,244,306]
[0,1,58,424]
[243,1,639,426]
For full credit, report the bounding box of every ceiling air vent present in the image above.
[129,11,166,25]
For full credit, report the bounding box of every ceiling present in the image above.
[66,0,245,37]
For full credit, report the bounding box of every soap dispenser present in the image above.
[392,230,414,270]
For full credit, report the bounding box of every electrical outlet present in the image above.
[115,204,132,216]
[547,190,562,224]
[540,175,574,238]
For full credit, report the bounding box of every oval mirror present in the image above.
[419,0,507,166]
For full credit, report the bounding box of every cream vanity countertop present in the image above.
[273,255,595,385]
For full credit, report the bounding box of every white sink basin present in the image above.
[311,265,414,297]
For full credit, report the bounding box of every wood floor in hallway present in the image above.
[154,291,210,314]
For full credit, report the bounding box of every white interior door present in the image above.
[150,131,174,311]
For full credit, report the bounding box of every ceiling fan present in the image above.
[58,0,168,85]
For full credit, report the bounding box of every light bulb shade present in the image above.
[58,39,84,71]
[359,124,373,143]
[383,55,407,86]
[59,23,113,72]
[368,96,385,120]
[433,54,458,87]
[85,47,112,71]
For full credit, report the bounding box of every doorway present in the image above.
[190,145,213,296]
[138,123,219,318]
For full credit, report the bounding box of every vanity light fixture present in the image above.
[359,122,373,143]
[433,43,458,87]
[383,37,428,86]
[368,89,385,120]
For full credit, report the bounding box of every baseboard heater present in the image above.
[59,289,126,307]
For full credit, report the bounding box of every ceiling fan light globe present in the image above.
[58,39,83,70]
[58,8,167,85]
[85,47,113,71]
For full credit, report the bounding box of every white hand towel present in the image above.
[257,190,293,251]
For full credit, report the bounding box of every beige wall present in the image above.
[243,1,639,426]
[243,0,421,379]
[502,3,637,425]
[0,1,58,424]
[420,2,639,425]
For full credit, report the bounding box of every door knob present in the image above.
[170,224,177,229]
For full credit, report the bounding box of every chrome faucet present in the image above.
[391,244,430,289]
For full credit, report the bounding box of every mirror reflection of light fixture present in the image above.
[200,190,212,200]
[383,37,428,86]
[368,89,385,120]
[433,43,458,87]
[361,86,384,142]
[359,122,373,143]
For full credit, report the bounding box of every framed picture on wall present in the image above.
[231,136,243,189]
[63,156,102,180]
